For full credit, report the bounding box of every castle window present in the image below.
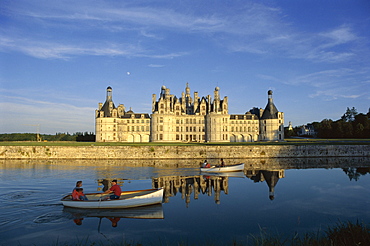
[160,117,163,123]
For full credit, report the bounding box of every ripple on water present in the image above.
[33,211,70,224]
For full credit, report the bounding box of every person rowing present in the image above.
[103,180,122,200]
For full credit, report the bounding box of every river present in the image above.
[1,157,369,245]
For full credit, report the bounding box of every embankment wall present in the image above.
[0,145,369,160]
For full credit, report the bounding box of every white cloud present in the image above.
[1,1,366,64]
[0,36,188,59]
[148,64,165,68]
[0,96,95,133]
[319,25,358,46]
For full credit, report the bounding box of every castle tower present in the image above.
[95,86,120,142]
[259,90,284,141]
[205,86,230,142]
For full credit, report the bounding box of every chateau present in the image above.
[95,84,284,142]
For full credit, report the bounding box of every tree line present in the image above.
[0,132,95,142]
[286,107,370,139]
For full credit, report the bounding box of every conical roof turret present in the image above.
[101,86,116,117]
[261,90,279,119]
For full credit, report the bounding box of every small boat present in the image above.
[201,163,245,173]
[61,188,164,209]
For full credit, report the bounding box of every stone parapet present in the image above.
[0,145,369,160]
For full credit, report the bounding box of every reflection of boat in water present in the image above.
[202,171,245,178]
[201,163,245,173]
[63,204,164,220]
[61,188,164,209]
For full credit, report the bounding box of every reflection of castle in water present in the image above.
[245,169,285,200]
[342,167,370,181]
[152,169,285,206]
[152,175,229,206]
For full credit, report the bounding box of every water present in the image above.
[0,158,369,245]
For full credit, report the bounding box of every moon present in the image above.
[126,72,131,75]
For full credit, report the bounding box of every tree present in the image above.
[317,119,333,138]
[341,107,358,122]
[354,123,364,138]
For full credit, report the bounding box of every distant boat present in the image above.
[201,163,245,173]
[61,188,164,209]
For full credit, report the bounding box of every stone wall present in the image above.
[0,145,369,160]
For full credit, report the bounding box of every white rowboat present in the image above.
[201,163,245,173]
[61,188,164,209]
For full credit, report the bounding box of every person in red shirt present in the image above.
[72,188,87,200]
[103,180,122,200]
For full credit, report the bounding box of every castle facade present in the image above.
[95,84,284,142]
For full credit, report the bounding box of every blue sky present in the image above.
[1,0,369,134]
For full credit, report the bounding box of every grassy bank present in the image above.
[0,139,369,146]
[53,220,369,246]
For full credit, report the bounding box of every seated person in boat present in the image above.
[103,180,122,200]
[220,158,225,167]
[72,188,88,200]
[201,160,207,168]
[202,160,211,168]
[73,180,83,192]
